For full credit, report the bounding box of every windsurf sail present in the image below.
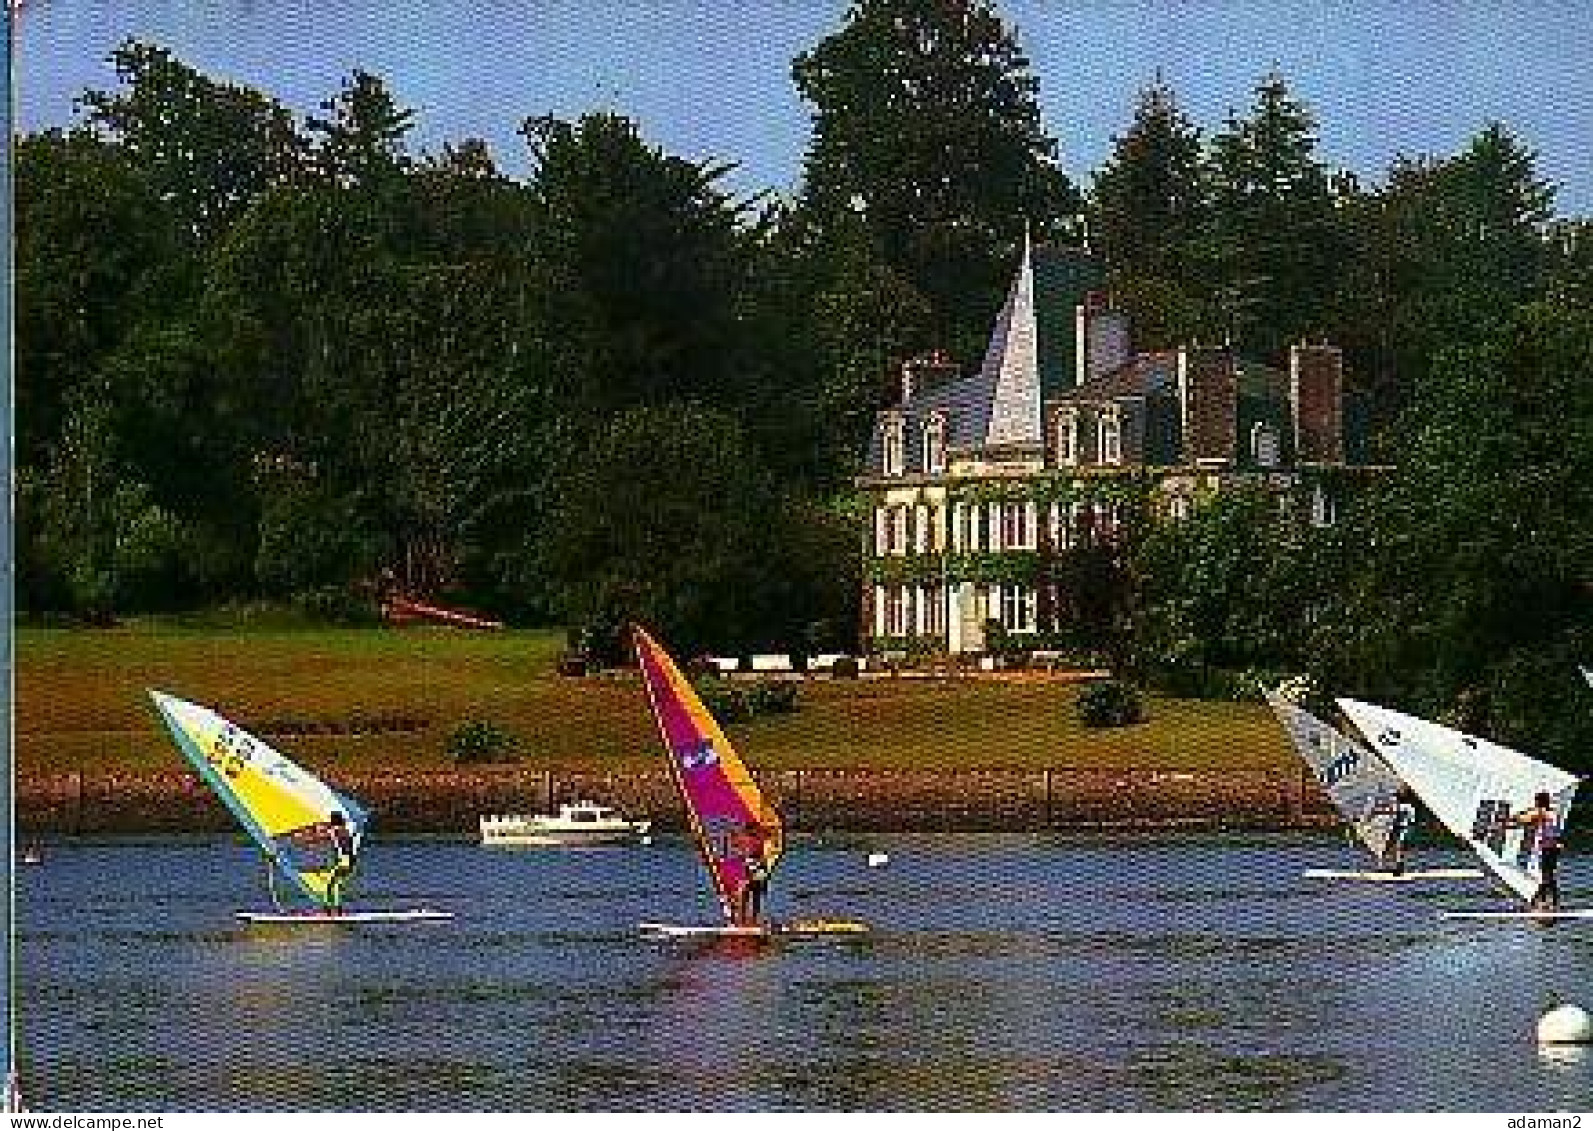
[149,691,368,909]
[1337,698,1580,904]
[631,625,783,924]
[1264,686,1404,862]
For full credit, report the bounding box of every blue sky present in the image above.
[17,0,1593,215]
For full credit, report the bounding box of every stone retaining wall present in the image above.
[17,766,1334,836]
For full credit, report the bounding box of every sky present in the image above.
[16,0,1593,215]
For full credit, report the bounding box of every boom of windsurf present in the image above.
[149,690,452,925]
[630,625,867,940]
[1265,680,1479,882]
[1336,697,1585,921]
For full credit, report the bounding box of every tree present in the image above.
[1331,299,1593,770]
[1202,71,1345,358]
[306,69,417,186]
[79,39,306,243]
[521,112,759,419]
[1090,75,1209,351]
[1092,74,1205,281]
[538,402,795,657]
[793,0,1082,360]
[15,129,182,465]
[1338,123,1557,424]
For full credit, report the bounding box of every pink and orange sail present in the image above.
[632,624,783,923]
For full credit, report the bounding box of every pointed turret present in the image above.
[978,226,1043,449]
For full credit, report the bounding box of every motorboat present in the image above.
[479,800,651,847]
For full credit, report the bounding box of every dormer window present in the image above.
[882,416,905,476]
[1098,407,1122,466]
[1055,408,1079,467]
[923,414,947,475]
[1252,422,1281,468]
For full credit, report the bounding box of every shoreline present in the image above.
[17,765,1335,836]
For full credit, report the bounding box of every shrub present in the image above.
[695,680,751,723]
[1076,680,1144,728]
[831,656,860,679]
[693,678,799,722]
[748,680,799,715]
[447,720,521,764]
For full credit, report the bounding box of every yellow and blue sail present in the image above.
[632,626,783,923]
[149,690,367,908]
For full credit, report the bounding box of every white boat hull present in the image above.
[481,823,651,847]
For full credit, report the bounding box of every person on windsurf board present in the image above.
[1498,791,1564,911]
[1368,788,1418,875]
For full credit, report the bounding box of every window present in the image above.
[914,504,929,553]
[891,506,908,555]
[1252,422,1280,468]
[885,586,908,636]
[923,584,945,636]
[999,585,1037,633]
[1311,484,1336,527]
[1098,407,1123,465]
[1055,408,1080,466]
[1169,495,1192,522]
[883,417,905,476]
[995,501,1034,549]
[923,414,947,474]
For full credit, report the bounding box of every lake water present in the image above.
[14,832,1593,1112]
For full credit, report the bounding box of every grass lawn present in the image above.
[15,622,1295,777]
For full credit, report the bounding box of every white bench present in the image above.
[1030,649,1068,671]
[750,653,794,673]
[707,656,740,674]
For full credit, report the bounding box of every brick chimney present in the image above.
[901,350,960,405]
[1177,345,1237,465]
[1290,342,1344,464]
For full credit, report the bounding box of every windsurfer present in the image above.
[730,821,771,926]
[325,811,357,913]
[1372,789,1418,875]
[1505,792,1562,911]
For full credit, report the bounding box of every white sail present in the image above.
[1581,665,1592,690]
[1337,698,1580,904]
[1265,687,1403,862]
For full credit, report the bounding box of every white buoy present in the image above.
[1537,1003,1593,1045]
[867,852,890,869]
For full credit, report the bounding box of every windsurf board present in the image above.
[238,908,454,924]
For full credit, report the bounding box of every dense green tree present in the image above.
[1327,299,1593,770]
[306,69,417,186]
[15,129,182,464]
[539,402,792,657]
[1092,74,1205,281]
[793,0,1081,360]
[1202,72,1344,358]
[521,112,759,418]
[78,39,306,242]
[1338,123,1556,426]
